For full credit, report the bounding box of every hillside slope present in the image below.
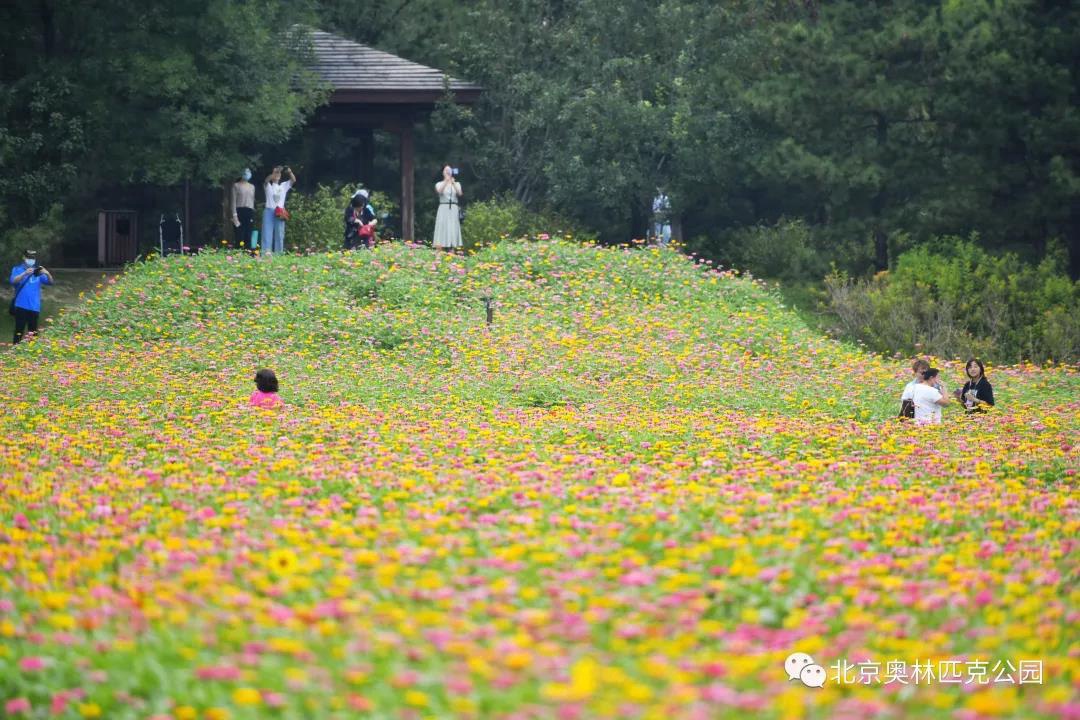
[0,241,1076,719]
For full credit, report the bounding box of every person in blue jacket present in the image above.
[9,249,54,344]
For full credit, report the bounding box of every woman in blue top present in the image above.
[9,249,54,344]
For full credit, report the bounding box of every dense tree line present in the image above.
[2,1,1077,279]
[0,0,324,255]
[330,0,1078,278]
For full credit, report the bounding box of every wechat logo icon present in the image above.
[785,652,827,688]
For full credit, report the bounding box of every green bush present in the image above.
[461,193,591,250]
[824,237,1080,363]
[1,203,65,261]
[286,185,398,253]
[723,218,828,283]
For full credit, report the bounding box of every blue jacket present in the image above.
[9,264,52,312]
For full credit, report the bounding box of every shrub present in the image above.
[1,203,65,261]
[462,193,591,250]
[286,185,398,253]
[824,237,1080,363]
[723,218,828,283]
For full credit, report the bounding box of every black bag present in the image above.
[458,205,466,223]
[898,399,915,419]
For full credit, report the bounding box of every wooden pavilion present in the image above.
[306,30,482,241]
[90,30,480,266]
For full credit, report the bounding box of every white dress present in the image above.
[433,182,462,248]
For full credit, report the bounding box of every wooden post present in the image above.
[222,180,231,247]
[400,122,415,242]
[358,128,375,181]
[184,178,191,251]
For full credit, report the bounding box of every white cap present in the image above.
[352,188,369,199]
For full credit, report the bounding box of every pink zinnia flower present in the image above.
[18,656,47,672]
[4,698,31,714]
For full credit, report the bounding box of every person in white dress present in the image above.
[433,165,463,250]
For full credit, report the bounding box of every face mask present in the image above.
[242,169,252,181]
[24,259,35,267]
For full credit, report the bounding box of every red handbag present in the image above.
[274,207,290,221]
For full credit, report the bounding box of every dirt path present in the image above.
[3,267,121,345]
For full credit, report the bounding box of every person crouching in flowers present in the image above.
[954,357,995,413]
[250,369,282,409]
[912,367,951,424]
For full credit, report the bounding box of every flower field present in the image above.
[0,240,1077,719]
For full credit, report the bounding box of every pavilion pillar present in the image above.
[357,128,375,182]
[400,122,415,242]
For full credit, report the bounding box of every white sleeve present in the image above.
[900,383,914,401]
[281,180,292,192]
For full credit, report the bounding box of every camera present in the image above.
[452,167,459,176]
[33,266,42,276]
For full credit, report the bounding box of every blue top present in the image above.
[9,264,53,312]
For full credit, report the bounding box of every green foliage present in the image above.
[824,239,1080,363]
[461,195,529,247]
[287,185,398,253]
[516,378,586,409]
[461,194,589,250]
[0,0,326,239]
[0,203,65,261]
[327,0,1079,278]
[3,0,1077,284]
[723,219,828,284]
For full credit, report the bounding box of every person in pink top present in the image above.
[250,368,283,409]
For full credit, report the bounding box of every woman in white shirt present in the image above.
[899,358,930,418]
[911,368,951,424]
[261,165,296,255]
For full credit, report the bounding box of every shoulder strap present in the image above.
[12,273,31,298]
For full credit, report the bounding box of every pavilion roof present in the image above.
[309,30,482,105]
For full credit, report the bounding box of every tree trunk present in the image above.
[40,1,56,56]
[872,113,889,271]
[629,199,647,243]
[1069,204,1080,281]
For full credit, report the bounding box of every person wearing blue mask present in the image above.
[9,249,54,344]
[652,190,672,246]
[231,168,256,251]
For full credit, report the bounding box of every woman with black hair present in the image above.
[955,358,995,413]
[344,189,377,250]
[912,368,951,424]
[250,369,282,409]
[433,165,462,250]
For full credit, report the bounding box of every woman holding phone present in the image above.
[955,358,995,413]
[912,368,951,424]
[433,164,462,251]
[262,165,296,255]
